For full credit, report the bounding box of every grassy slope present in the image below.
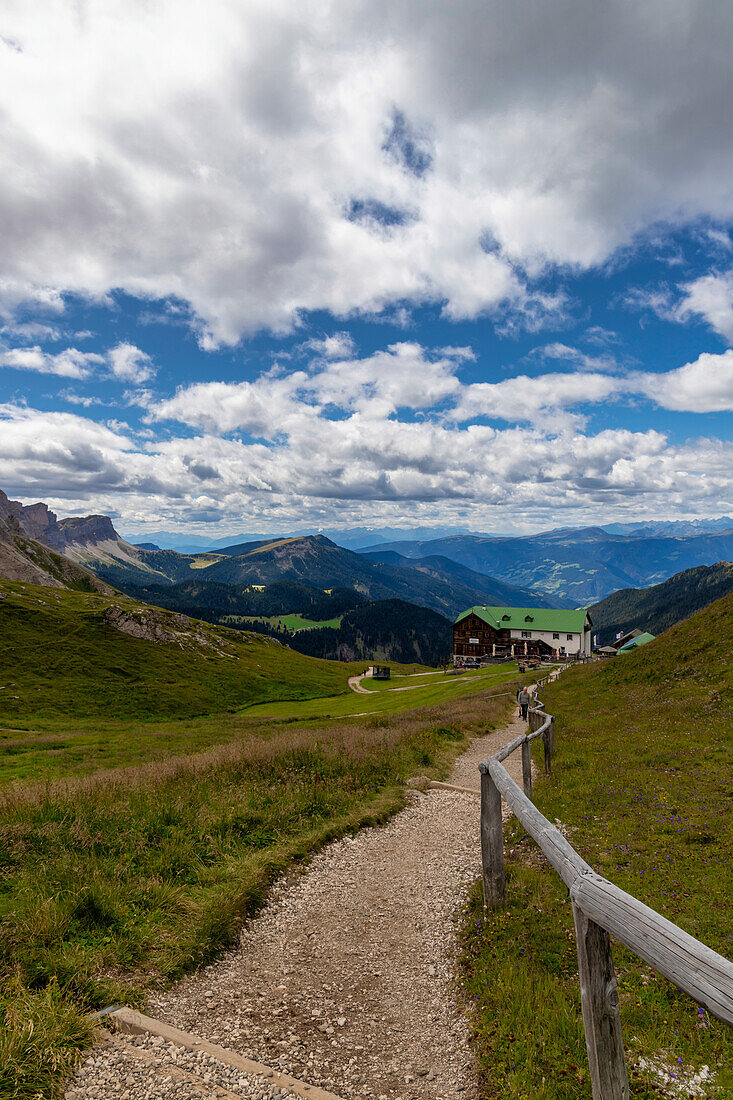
[1,687,517,1099]
[0,580,352,725]
[244,664,523,720]
[461,593,733,1099]
[274,613,342,631]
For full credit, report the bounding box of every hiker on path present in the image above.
[518,686,531,721]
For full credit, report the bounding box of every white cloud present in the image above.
[5,397,733,535]
[302,333,356,359]
[0,321,64,342]
[633,349,733,413]
[149,340,733,443]
[0,340,155,383]
[151,373,314,437]
[0,346,104,378]
[3,2,733,343]
[534,342,618,373]
[151,343,463,434]
[107,342,155,383]
[453,372,620,427]
[677,271,733,344]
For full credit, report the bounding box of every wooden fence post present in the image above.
[572,903,629,1100]
[543,719,552,776]
[480,767,505,909]
[521,737,532,799]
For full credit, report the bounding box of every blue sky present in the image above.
[2,2,733,540]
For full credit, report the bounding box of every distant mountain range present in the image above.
[361,525,733,602]
[118,523,483,554]
[119,516,733,556]
[8,485,733,615]
[0,490,547,620]
[589,562,733,644]
[602,517,733,537]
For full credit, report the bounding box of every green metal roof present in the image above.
[454,605,591,633]
[617,631,655,652]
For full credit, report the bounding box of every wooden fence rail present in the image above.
[479,674,733,1100]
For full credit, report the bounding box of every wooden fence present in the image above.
[479,674,733,1100]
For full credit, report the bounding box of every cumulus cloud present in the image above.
[0,339,155,383]
[534,342,618,373]
[107,343,156,383]
[151,343,464,434]
[677,271,733,344]
[452,372,620,426]
[3,2,733,343]
[301,333,356,359]
[149,340,733,444]
[4,397,733,535]
[633,349,733,413]
[0,346,104,378]
[0,321,64,342]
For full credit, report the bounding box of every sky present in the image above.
[3,1,733,541]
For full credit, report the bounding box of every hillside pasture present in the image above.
[221,612,343,631]
[461,593,733,1098]
[0,580,352,725]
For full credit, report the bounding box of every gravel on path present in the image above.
[66,710,528,1100]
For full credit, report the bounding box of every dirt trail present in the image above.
[67,710,527,1100]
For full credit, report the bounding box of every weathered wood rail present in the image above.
[479,673,733,1100]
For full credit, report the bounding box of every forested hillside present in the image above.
[590,561,733,643]
[290,599,452,665]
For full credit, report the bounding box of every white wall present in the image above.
[509,627,586,655]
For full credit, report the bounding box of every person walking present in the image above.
[518,685,531,721]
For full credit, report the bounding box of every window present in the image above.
[524,615,534,622]
[567,634,573,641]
[552,632,559,639]
[521,630,531,638]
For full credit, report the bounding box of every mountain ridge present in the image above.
[589,561,733,644]
[0,491,114,593]
[0,490,551,619]
[361,527,733,602]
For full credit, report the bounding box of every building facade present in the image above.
[453,605,593,661]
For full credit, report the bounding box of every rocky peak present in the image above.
[0,490,59,543]
[56,514,120,546]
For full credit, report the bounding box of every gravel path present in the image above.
[66,709,527,1100]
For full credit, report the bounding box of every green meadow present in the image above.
[461,593,733,1099]
[0,580,352,725]
[243,664,524,720]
